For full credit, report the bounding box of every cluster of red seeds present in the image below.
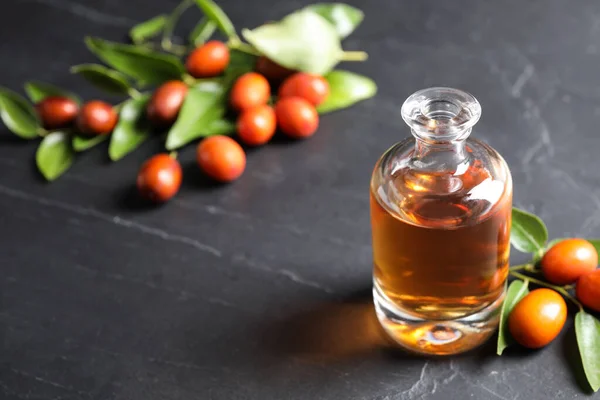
[32,40,333,204]
[137,40,330,203]
[36,97,117,136]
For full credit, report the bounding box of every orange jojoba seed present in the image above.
[279,73,329,106]
[541,239,598,285]
[137,154,182,203]
[229,72,270,111]
[186,41,230,78]
[237,105,276,146]
[76,100,118,136]
[147,80,188,127]
[275,96,319,139]
[35,96,79,129]
[576,269,600,312]
[508,288,567,349]
[196,135,246,183]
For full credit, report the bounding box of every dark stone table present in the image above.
[1,0,598,398]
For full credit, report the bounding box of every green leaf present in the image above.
[228,49,258,70]
[193,0,238,40]
[205,118,236,136]
[130,15,168,44]
[317,70,376,113]
[36,131,74,181]
[222,50,259,84]
[510,207,548,253]
[165,84,225,150]
[305,3,364,39]
[193,79,223,92]
[497,279,529,355]
[109,95,152,161]
[0,88,41,139]
[71,64,133,96]
[85,37,185,86]
[72,134,108,152]
[242,10,342,75]
[575,311,600,392]
[189,17,217,46]
[24,81,81,104]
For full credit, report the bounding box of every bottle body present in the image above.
[370,88,512,355]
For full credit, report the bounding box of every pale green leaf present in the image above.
[204,118,236,136]
[193,0,238,40]
[510,207,548,253]
[85,37,184,86]
[497,279,529,355]
[24,81,81,104]
[109,95,152,161]
[305,3,364,38]
[165,84,225,150]
[189,17,217,45]
[72,134,108,152]
[36,131,74,181]
[575,311,600,392]
[71,64,132,96]
[317,70,376,113]
[242,10,342,75]
[0,87,41,139]
[130,15,168,44]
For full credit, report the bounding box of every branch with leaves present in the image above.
[503,207,600,392]
[0,0,377,183]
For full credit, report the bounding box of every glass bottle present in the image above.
[370,87,512,355]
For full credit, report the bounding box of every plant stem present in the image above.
[170,44,188,56]
[510,271,584,311]
[128,88,142,99]
[182,74,197,86]
[340,51,368,61]
[169,151,178,159]
[535,247,545,260]
[509,263,540,273]
[162,0,194,51]
[227,37,242,47]
[509,263,530,272]
[227,40,260,56]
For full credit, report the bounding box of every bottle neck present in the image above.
[401,87,481,166]
[412,128,470,167]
